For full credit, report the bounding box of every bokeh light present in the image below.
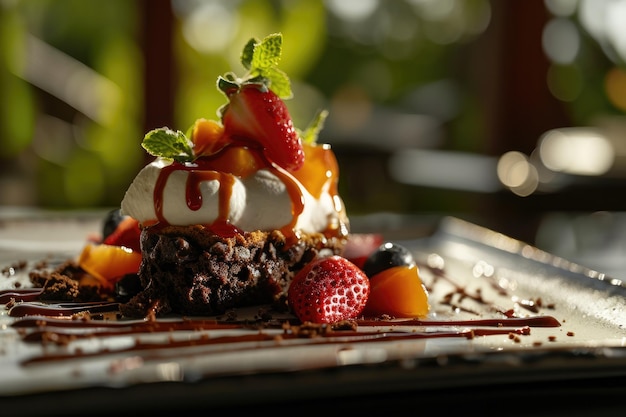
[542,17,580,65]
[538,128,614,175]
[176,1,238,54]
[604,67,626,112]
[578,0,626,64]
[325,0,379,21]
[546,63,583,102]
[390,149,500,193]
[497,151,539,197]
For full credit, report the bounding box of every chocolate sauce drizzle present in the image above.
[1,257,562,371]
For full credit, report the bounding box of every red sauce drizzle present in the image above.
[267,164,305,244]
[150,143,345,243]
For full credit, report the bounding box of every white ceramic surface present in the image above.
[2,211,626,412]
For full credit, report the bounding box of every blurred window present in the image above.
[0,0,623,221]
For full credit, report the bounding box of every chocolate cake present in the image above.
[120,225,345,317]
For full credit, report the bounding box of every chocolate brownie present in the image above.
[120,225,345,317]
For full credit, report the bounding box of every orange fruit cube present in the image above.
[78,243,142,287]
[363,265,430,318]
[191,118,227,156]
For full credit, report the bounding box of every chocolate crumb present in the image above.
[333,320,358,331]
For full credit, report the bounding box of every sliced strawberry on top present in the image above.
[220,83,304,171]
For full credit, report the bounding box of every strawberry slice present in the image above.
[221,83,304,171]
[341,233,384,269]
[102,216,141,253]
[288,255,370,324]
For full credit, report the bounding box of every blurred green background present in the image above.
[2,0,626,242]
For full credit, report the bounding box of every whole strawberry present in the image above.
[288,255,370,324]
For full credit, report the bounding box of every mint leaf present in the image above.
[142,128,195,163]
[217,75,240,94]
[219,32,292,99]
[241,38,259,69]
[251,33,282,69]
[262,67,292,99]
[299,109,329,144]
[240,38,258,70]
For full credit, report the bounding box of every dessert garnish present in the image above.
[121,33,347,243]
[140,33,300,166]
[361,242,430,317]
[288,255,370,323]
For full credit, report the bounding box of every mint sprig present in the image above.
[220,33,292,99]
[139,34,330,162]
[142,128,195,163]
[298,109,329,145]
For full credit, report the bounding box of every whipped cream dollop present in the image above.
[121,156,347,236]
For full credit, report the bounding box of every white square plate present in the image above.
[2,211,626,415]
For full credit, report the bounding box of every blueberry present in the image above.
[102,208,125,240]
[361,242,415,278]
[114,274,142,302]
